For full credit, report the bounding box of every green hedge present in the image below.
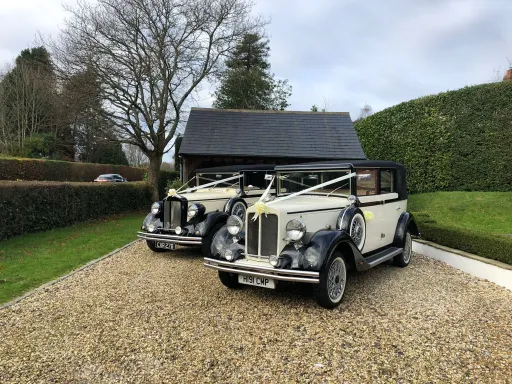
[355,81,512,193]
[158,170,180,198]
[0,157,147,182]
[0,181,151,240]
[418,222,512,265]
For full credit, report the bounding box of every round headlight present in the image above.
[187,204,199,218]
[225,249,234,261]
[227,215,244,235]
[286,219,306,241]
[269,255,278,267]
[151,202,161,215]
[175,226,182,235]
[147,223,156,233]
[348,195,357,206]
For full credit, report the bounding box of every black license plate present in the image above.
[155,242,176,250]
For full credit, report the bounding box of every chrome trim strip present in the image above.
[137,231,202,245]
[204,258,319,278]
[204,262,319,283]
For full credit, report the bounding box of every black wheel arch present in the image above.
[393,212,420,247]
[201,211,230,237]
[223,197,247,215]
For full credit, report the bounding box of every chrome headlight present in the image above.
[286,219,306,241]
[227,215,244,235]
[187,204,199,219]
[151,202,161,215]
[348,195,357,206]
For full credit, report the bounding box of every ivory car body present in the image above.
[204,160,420,308]
[137,164,275,256]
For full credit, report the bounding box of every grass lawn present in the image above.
[408,192,512,265]
[408,192,512,235]
[0,212,145,304]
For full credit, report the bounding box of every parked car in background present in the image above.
[205,160,420,309]
[137,164,276,256]
[94,174,127,182]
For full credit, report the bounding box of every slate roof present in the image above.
[179,108,366,160]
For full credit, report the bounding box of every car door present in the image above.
[379,169,403,246]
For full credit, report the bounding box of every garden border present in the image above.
[413,239,512,291]
[0,239,141,310]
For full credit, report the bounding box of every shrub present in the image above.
[355,81,512,193]
[0,157,146,182]
[0,181,151,240]
[167,178,184,192]
[418,222,512,266]
[158,170,180,198]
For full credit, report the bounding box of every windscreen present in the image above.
[196,172,240,188]
[277,170,351,196]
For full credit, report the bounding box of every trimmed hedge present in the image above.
[0,181,151,240]
[0,157,146,182]
[418,222,512,266]
[355,81,512,194]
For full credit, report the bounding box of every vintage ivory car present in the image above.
[204,160,420,308]
[137,164,275,256]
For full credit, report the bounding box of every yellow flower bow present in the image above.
[363,211,374,221]
[167,188,177,197]
[252,201,270,221]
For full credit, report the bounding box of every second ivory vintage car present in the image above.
[204,160,420,308]
[137,164,275,256]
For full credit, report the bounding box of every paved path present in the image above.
[1,241,511,383]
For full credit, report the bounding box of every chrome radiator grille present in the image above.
[245,213,279,257]
[164,199,183,229]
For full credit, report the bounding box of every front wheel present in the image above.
[218,271,242,289]
[230,201,247,221]
[314,253,347,309]
[393,231,412,267]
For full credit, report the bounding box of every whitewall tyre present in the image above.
[349,213,366,251]
[314,254,347,309]
[394,231,412,267]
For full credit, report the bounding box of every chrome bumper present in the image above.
[137,231,202,245]
[204,258,320,284]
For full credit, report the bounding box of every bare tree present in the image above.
[124,143,148,167]
[0,61,56,155]
[51,0,265,199]
[357,104,373,121]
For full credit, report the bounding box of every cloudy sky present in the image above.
[0,0,510,158]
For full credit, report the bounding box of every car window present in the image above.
[380,170,395,193]
[356,169,377,196]
[278,170,351,196]
[244,171,270,190]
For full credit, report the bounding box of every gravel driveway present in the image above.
[1,241,511,383]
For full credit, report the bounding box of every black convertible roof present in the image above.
[194,164,275,174]
[275,160,404,171]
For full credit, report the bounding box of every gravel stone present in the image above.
[0,241,511,383]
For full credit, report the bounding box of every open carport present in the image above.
[1,241,510,383]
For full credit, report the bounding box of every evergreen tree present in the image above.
[213,34,291,110]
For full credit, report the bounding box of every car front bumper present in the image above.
[204,258,320,284]
[137,231,202,245]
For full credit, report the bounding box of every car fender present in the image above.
[200,211,230,236]
[223,197,247,215]
[393,212,420,247]
[280,230,364,271]
[336,206,364,231]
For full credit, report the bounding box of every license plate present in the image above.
[238,274,275,289]
[155,242,176,250]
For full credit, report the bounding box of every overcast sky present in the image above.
[1,0,511,161]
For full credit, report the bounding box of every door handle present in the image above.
[396,207,401,210]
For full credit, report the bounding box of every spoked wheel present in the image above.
[394,231,412,267]
[314,253,347,309]
[349,213,366,251]
[230,201,247,221]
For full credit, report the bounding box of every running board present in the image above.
[364,247,403,267]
